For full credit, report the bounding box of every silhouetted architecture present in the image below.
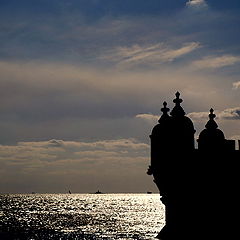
[148,92,240,240]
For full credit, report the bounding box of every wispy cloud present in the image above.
[187,107,240,120]
[186,0,208,9]
[187,111,209,120]
[102,42,200,67]
[192,55,240,69]
[233,81,240,90]
[218,107,240,120]
[136,114,159,123]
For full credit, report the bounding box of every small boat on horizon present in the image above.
[95,190,102,194]
[147,191,152,194]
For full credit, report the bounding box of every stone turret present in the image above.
[148,102,172,198]
[150,102,171,170]
[198,108,225,150]
[148,93,240,240]
[170,92,195,151]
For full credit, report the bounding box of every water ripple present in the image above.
[0,194,165,239]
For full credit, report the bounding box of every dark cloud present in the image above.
[0,0,187,19]
[1,0,238,18]
[1,0,239,65]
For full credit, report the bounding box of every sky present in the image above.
[0,0,240,193]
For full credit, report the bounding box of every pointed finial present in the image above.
[173,91,183,105]
[170,91,185,117]
[158,101,170,123]
[205,108,218,129]
[209,108,216,120]
[161,101,170,114]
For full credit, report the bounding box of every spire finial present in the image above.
[173,91,183,105]
[161,101,170,114]
[170,91,185,117]
[205,108,218,129]
[209,108,216,120]
[158,101,170,123]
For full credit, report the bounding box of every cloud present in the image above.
[187,107,240,121]
[0,138,151,193]
[186,0,208,9]
[15,138,149,154]
[102,42,201,67]
[192,55,240,69]
[233,81,240,89]
[136,114,159,123]
[136,107,240,124]
[218,107,240,120]
[187,111,209,120]
[1,59,240,147]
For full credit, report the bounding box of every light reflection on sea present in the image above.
[0,194,165,239]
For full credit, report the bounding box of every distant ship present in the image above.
[95,190,102,194]
[147,191,152,194]
[68,190,72,194]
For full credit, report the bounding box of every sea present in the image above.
[0,193,165,240]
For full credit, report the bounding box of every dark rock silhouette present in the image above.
[148,92,240,239]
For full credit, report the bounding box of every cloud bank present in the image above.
[0,138,151,193]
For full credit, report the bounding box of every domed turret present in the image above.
[151,101,171,137]
[170,92,195,150]
[149,102,172,173]
[198,108,225,151]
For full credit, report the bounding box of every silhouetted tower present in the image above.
[149,102,172,197]
[150,101,171,169]
[149,92,196,239]
[148,93,240,240]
